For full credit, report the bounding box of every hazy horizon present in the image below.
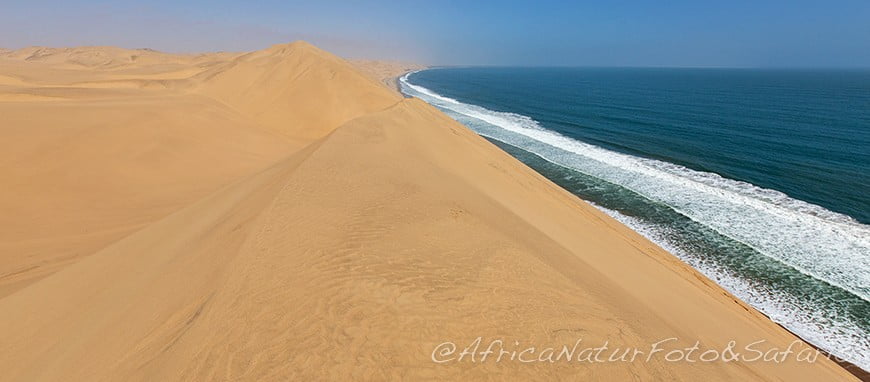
[3,0,870,68]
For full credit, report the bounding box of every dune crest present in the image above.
[0,42,858,381]
[194,41,401,141]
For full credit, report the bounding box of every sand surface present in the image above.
[0,42,857,381]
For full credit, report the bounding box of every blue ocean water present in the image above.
[400,68,870,370]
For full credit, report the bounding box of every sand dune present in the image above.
[0,47,290,296]
[0,46,235,70]
[0,43,857,380]
[350,59,427,91]
[194,42,401,141]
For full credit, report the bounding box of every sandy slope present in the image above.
[0,42,857,381]
[0,48,289,296]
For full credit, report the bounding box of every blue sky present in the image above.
[2,0,869,67]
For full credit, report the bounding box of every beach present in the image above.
[0,42,860,381]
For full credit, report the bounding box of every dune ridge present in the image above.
[0,42,858,380]
[0,46,238,69]
[193,42,401,141]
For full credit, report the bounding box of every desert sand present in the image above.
[0,42,857,381]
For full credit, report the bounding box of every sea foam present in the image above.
[400,71,870,369]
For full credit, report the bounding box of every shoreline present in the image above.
[347,59,425,96]
[394,68,869,381]
[0,44,860,380]
[394,67,425,95]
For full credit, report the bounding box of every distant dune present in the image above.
[349,59,427,91]
[0,43,857,381]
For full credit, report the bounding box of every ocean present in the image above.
[400,67,870,370]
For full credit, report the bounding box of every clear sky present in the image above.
[2,0,869,67]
